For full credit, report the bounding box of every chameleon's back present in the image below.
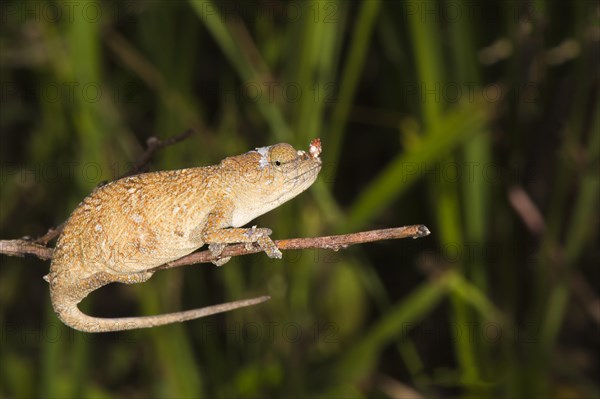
[49,168,216,280]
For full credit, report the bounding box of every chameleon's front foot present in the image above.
[206,226,282,266]
[244,226,282,259]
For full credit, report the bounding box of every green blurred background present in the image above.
[1,0,598,398]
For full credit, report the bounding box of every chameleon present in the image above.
[44,139,322,332]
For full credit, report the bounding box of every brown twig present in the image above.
[0,239,53,260]
[120,128,196,178]
[34,223,66,245]
[156,225,430,271]
[508,185,600,325]
[1,225,431,269]
[31,129,196,244]
[508,186,546,236]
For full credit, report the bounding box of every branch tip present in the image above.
[414,225,431,238]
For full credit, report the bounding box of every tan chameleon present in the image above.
[45,139,322,332]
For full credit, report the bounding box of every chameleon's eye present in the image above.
[269,143,297,166]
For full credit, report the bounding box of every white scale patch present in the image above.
[95,224,102,232]
[256,146,270,168]
[132,213,143,223]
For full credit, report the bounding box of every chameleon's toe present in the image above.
[244,226,272,240]
[212,256,231,267]
[257,236,282,259]
[209,243,226,257]
[209,243,231,266]
[268,247,283,259]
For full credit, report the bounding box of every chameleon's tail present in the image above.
[51,292,270,333]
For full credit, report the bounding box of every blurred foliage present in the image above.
[1,0,599,398]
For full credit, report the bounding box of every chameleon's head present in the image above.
[222,139,322,227]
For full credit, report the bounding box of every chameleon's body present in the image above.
[46,140,322,332]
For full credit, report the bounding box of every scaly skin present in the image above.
[46,141,322,332]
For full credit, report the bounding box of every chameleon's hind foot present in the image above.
[209,243,231,266]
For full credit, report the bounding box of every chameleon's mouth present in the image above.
[271,161,320,207]
[284,162,321,185]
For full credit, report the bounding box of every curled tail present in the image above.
[53,294,270,333]
[47,269,269,332]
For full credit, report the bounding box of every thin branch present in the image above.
[155,225,430,272]
[508,186,546,236]
[0,240,53,260]
[0,225,431,269]
[121,128,196,178]
[34,223,65,245]
[508,186,600,325]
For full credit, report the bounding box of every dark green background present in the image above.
[1,1,598,398]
